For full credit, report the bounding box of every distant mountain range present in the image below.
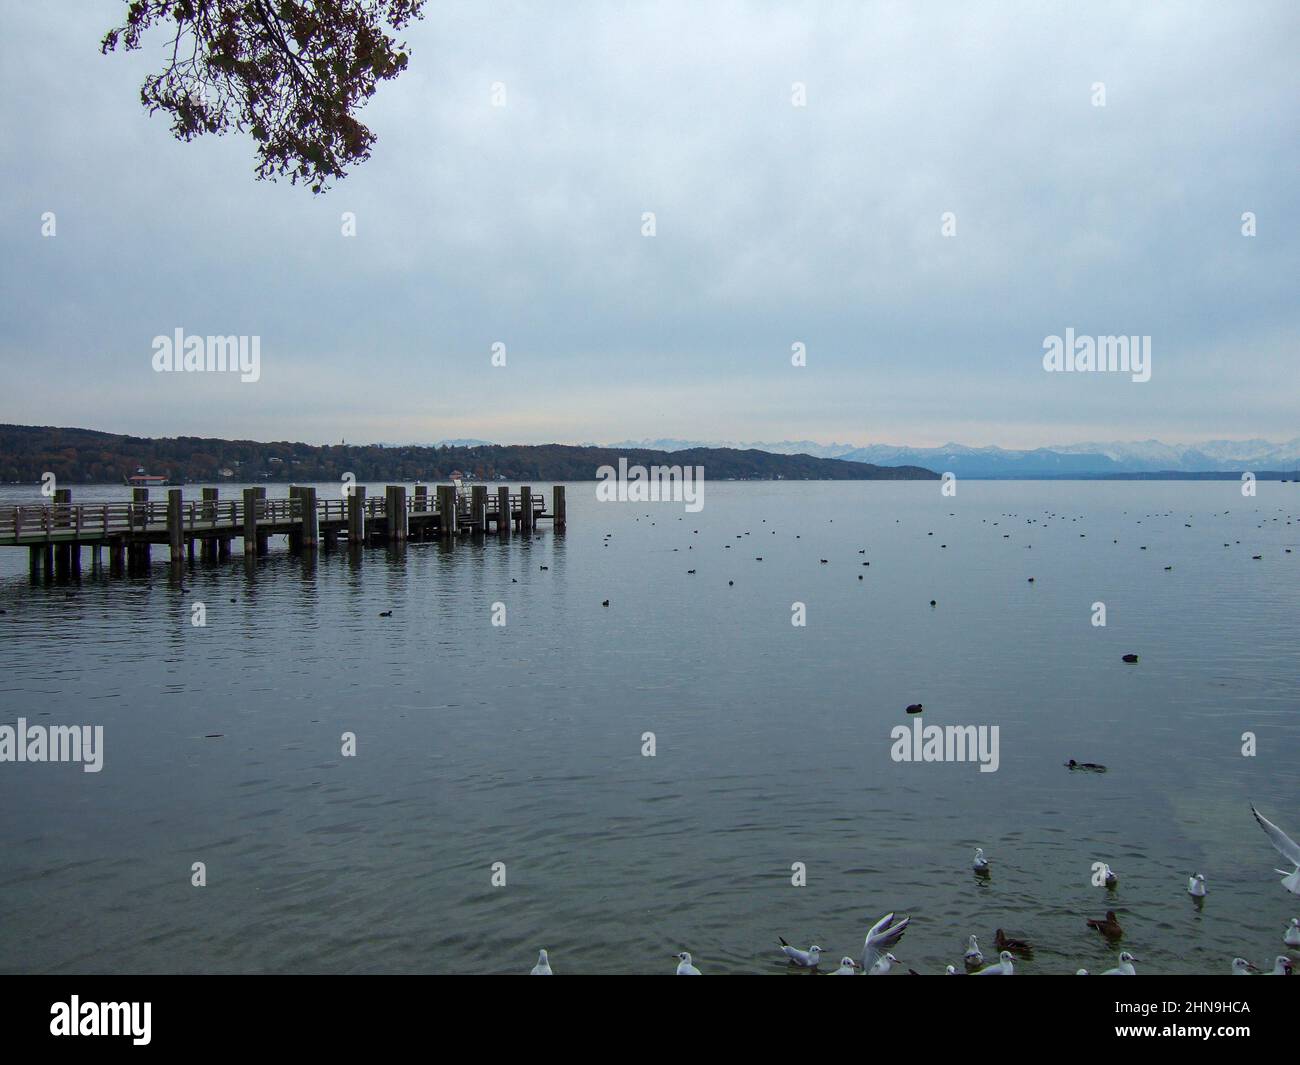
[609,437,1300,477]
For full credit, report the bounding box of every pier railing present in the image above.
[0,491,547,543]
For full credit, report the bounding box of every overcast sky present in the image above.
[1,1,1296,448]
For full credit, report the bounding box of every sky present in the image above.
[0,0,1297,449]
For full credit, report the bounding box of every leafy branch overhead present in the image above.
[101,0,426,192]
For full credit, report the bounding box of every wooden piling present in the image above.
[520,486,533,531]
[126,487,150,572]
[347,485,366,544]
[254,487,269,554]
[300,486,318,548]
[436,485,455,538]
[242,487,258,557]
[553,485,566,532]
[389,486,407,542]
[201,488,219,561]
[54,488,71,580]
[497,486,510,534]
[167,489,184,564]
[470,485,486,532]
[287,487,302,551]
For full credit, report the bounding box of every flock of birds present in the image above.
[526,806,1300,975]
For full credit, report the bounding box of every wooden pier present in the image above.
[0,484,567,580]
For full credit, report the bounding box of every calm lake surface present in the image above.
[0,480,1296,975]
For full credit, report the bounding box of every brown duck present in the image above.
[1086,910,1123,940]
[993,929,1033,957]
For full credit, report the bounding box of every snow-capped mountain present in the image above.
[608,438,860,459]
[599,437,1300,476]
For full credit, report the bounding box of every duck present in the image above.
[906,703,924,714]
[994,929,1032,957]
[378,610,392,617]
[1121,653,1139,663]
[1065,759,1107,771]
[1086,910,1123,939]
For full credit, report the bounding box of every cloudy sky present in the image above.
[1,1,1296,448]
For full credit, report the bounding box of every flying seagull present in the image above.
[861,912,910,972]
[1251,805,1300,895]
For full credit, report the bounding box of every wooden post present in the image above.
[130,487,149,573]
[242,487,258,557]
[29,544,40,581]
[414,485,428,511]
[91,544,102,572]
[470,485,487,532]
[167,489,184,565]
[497,486,510,535]
[53,488,71,580]
[300,486,318,548]
[42,542,54,582]
[390,485,407,542]
[520,486,533,531]
[287,487,302,551]
[437,485,455,537]
[348,485,366,543]
[254,487,268,554]
[553,485,566,532]
[201,488,219,561]
[109,539,125,575]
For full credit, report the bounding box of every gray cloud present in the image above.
[1,0,1296,447]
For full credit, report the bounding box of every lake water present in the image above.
[0,480,1296,975]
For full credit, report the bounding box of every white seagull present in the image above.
[867,951,899,975]
[973,847,991,874]
[1267,956,1294,976]
[778,938,823,968]
[1102,951,1138,975]
[1101,863,1118,888]
[1187,873,1208,897]
[1075,969,1090,975]
[1251,805,1300,895]
[1230,957,1259,975]
[861,912,911,972]
[964,934,984,968]
[828,956,860,975]
[1285,918,1300,948]
[674,951,701,975]
[529,949,553,975]
[972,950,1014,975]
[945,964,959,975]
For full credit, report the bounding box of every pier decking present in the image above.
[0,484,567,580]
